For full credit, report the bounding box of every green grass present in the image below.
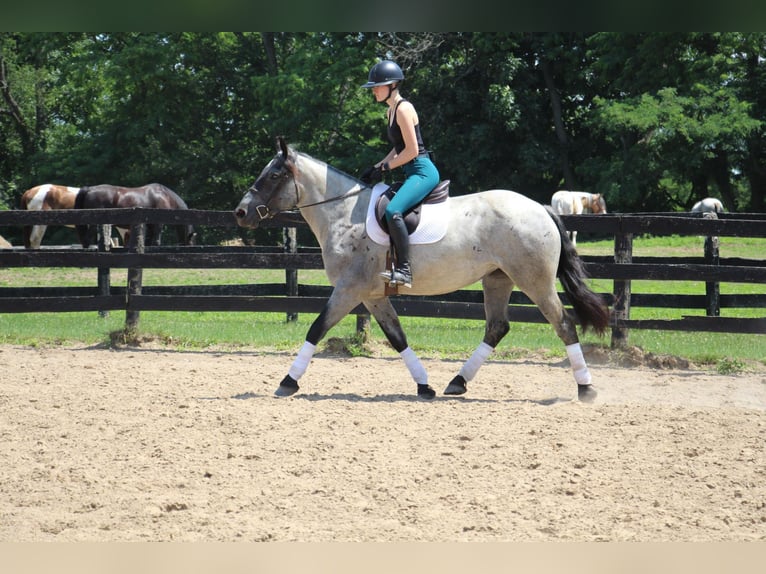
[1,234,765,368]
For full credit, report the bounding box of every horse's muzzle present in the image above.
[234,206,258,229]
[234,202,271,228]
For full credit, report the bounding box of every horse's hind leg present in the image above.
[445,270,513,396]
[528,285,597,403]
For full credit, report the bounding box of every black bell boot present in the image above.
[379,212,413,288]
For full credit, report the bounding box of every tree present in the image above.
[2,32,764,224]
[585,33,761,212]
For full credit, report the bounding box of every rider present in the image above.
[361,59,440,289]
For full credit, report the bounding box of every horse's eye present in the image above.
[270,172,281,180]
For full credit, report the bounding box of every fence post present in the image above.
[97,224,111,318]
[611,232,633,348]
[356,313,371,342]
[703,212,720,316]
[125,224,145,334]
[284,226,298,323]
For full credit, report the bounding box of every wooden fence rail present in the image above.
[1,208,765,345]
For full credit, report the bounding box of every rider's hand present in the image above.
[360,165,382,185]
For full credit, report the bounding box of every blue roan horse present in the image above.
[235,137,610,401]
[75,183,197,247]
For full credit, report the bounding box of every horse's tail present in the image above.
[74,187,91,248]
[544,205,610,335]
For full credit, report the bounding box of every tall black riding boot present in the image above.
[379,212,413,288]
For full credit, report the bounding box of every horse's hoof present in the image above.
[417,384,436,400]
[444,375,467,395]
[577,384,597,404]
[275,375,299,397]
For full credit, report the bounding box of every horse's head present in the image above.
[235,136,299,229]
[590,194,607,214]
[178,225,198,245]
[187,227,198,245]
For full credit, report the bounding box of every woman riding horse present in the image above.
[235,138,610,401]
[360,60,440,289]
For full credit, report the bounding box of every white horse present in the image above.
[19,184,79,248]
[691,197,724,214]
[550,190,607,246]
[235,138,609,402]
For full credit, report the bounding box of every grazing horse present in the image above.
[19,184,79,248]
[691,197,724,214]
[234,137,610,402]
[74,183,197,248]
[550,190,607,246]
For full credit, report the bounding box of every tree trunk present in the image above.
[540,56,576,189]
[0,54,34,158]
[262,33,278,76]
[710,149,735,211]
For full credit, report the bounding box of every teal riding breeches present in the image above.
[384,156,440,221]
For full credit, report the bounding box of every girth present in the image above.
[375,179,450,234]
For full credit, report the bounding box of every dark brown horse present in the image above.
[74,183,197,247]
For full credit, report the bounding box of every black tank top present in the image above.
[387,99,427,156]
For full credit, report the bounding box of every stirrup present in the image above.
[389,268,412,288]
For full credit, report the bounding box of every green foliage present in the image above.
[2,32,766,217]
[716,357,746,375]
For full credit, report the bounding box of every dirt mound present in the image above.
[583,343,691,369]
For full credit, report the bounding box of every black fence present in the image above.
[1,207,765,346]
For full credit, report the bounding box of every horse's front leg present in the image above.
[274,287,361,397]
[147,225,162,246]
[363,297,435,399]
[26,225,46,249]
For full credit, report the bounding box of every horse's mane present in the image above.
[295,151,365,185]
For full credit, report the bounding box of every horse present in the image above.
[691,197,724,214]
[19,184,80,248]
[550,190,607,246]
[234,137,610,402]
[74,183,197,248]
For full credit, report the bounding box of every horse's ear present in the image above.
[277,135,298,174]
[277,136,288,157]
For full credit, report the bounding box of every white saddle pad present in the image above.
[365,183,449,246]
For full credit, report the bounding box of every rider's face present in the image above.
[372,84,391,103]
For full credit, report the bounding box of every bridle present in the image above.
[247,166,301,220]
[247,156,368,220]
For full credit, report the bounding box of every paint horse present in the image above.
[235,137,610,402]
[691,197,724,214]
[75,183,197,248]
[550,190,607,246]
[20,184,80,248]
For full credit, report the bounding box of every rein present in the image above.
[248,163,369,220]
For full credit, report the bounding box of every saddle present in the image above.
[375,180,450,234]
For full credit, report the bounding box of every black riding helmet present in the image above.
[362,60,404,88]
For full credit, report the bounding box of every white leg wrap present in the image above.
[400,346,428,385]
[458,341,494,381]
[566,342,591,386]
[287,341,317,381]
